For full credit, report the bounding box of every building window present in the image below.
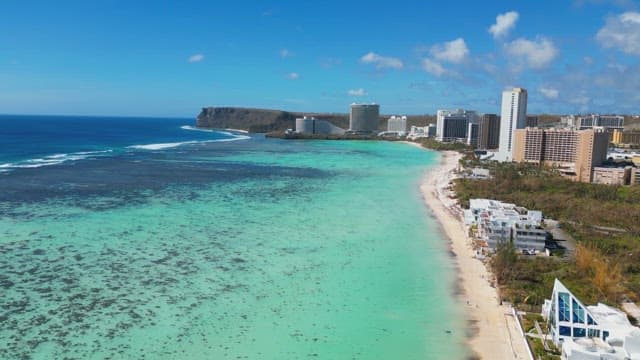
[559,326,571,336]
[588,329,600,338]
[603,331,610,340]
[573,327,586,337]
[559,292,571,322]
[587,315,596,325]
[572,299,585,324]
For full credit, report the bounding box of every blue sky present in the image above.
[1,0,639,117]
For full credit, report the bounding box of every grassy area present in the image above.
[520,312,561,359]
[527,337,561,360]
[454,161,640,305]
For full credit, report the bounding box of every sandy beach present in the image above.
[421,150,530,360]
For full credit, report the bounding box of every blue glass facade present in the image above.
[559,292,571,322]
[572,299,585,323]
[550,281,610,345]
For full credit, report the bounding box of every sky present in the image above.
[1,0,640,117]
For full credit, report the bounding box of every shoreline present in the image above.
[421,151,530,360]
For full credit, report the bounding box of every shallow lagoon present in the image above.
[0,134,468,359]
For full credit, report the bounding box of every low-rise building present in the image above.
[464,199,547,251]
[632,168,640,186]
[542,279,640,360]
[592,166,633,185]
[407,124,436,140]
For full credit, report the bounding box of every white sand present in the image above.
[421,151,530,360]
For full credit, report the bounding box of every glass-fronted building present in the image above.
[542,279,640,359]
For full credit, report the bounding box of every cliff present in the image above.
[196,106,435,133]
[196,107,301,133]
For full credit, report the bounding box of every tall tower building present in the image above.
[497,88,527,161]
[477,114,500,150]
[349,103,380,133]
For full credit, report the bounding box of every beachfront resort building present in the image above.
[435,109,479,143]
[512,128,610,183]
[496,87,528,162]
[542,279,640,359]
[463,199,547,251]
[407,124,436,140]
[349,103,380,133]
[387,115,407,135]
[295,116,346,135]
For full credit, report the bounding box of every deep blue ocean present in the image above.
[0,115,246,170]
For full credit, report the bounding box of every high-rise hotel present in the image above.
[513,128,609,183]
[496,87,528,161]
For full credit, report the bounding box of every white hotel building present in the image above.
[496,87,528,162]
[386,115,407,135]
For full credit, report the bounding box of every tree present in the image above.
[492,241,518,285]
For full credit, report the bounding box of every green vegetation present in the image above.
[527,337,561,360]
[454,161,640,306]
[520,312,560,359]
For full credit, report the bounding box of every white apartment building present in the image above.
[463,198,546,251]
[496,87,528,162]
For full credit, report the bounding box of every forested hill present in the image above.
[196,107,434,133]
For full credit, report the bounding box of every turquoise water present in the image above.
[0,137,468,359]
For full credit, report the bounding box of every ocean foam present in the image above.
[0,150,112,171]
[129,132,250,151]
[181,125,249,135]
[128,141,199,150]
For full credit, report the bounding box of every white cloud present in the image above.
[421,58,446,77]
[360,52,403,69]
[348,88,367,96]
[505,37,558,69]
[539,86,559,99]
[489,11,519,39]
[286,72,300,80]
[596,12,640,55]
[430,38,469,63]
[280,49,292,58]
[188,54,205,63]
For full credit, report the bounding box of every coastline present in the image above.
[421,150,530,360]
